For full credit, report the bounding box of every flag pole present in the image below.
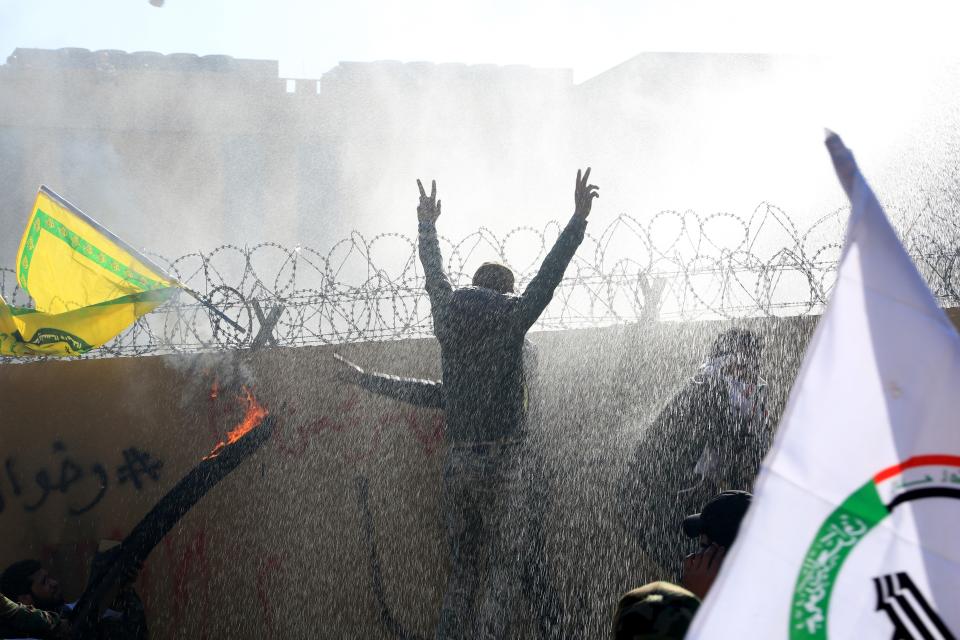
[180,286,248,334]
[38,186,247,334]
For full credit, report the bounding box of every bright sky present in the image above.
[4,0,960,248]
[3,0,960,82]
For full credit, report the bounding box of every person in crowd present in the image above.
[678,490,752,599]
[1,562,63,614]
[341,170,598,639]
[1,556,146,640]
[611,492,750,639]
[621,328,770,577]
[334,343,557,633]
[612,581,700,640]
[0,593,67,639]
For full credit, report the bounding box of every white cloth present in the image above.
[688,134,960,638]
[692,354,769,480]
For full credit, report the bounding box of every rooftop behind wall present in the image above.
[3,48,572,102]
[0,47,582,264]
[321,59,573,93]
[4,47,280,77]
[0,48,289,134]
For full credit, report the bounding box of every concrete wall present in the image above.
[0,48,575,262]
[5,47,960,276]
[0,316,830,638]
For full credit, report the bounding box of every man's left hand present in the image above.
[573,167,599,220]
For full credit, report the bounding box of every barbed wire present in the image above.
[3,201,960,358]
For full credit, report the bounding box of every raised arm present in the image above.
[513,168,598,331]
[333,354,445,409]
[416,179,453,320]
[360,372,445,410]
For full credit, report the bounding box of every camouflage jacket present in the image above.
[0,594,61,638]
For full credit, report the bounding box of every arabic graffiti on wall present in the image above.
[0,441,164,516]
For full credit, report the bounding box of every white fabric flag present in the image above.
[687,133,960,640]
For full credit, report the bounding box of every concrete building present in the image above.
[0,47,574,267]
[2,47,952,278]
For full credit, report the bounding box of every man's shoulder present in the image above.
[450,286,517,300]
[449,287,518,313]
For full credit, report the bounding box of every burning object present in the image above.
[204,385,269,460]
[69,387,274,638]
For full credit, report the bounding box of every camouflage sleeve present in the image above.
[418,221,453,332]
[513,215,587,332]
[0,594,62,637]
[357,370,445,410]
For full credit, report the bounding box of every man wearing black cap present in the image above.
[679,490,752,599]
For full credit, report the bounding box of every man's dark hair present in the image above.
[472,262,515,294]
[1,559,42,600]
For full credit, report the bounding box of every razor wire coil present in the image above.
[3,201,959,359]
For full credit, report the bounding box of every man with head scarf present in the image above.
[621,328,771,579]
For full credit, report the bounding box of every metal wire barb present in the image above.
[3,201,959,358]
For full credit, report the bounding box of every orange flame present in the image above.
[203,385,269,460]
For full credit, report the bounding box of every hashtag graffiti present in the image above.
[116,448,164,490]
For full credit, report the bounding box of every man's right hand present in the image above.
[573,167,599,220]
[680,543,726,600]
[333,353,365,385]
[417,179,441,225]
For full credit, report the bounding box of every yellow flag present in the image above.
[2,187,179,356]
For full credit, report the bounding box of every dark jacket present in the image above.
[417,216,586,443]
[356,340,540,412]
[622,371,771,575]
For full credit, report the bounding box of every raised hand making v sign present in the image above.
[573,167,600,220]
[345,168,600,639]
[417,178,441,226]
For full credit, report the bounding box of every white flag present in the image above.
[687,133,960,640]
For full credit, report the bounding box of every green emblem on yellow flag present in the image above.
[1,186,180,356]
